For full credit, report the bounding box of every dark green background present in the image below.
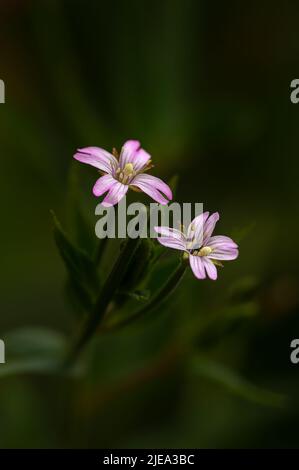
[0,0,299,448]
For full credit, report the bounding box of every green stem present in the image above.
[64,237,140,367]
[103,259,188,331]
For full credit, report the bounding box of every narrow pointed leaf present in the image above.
[191,356,287,408]
[0,328,70,378]
[65,237,141,365]
[51,211,100,309]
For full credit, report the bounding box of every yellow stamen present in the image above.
[143,160,154,172]
[117,163,136,184]
[123,163,134,175]
[198,246,212,257]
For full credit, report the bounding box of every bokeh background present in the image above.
[1,0,299,448]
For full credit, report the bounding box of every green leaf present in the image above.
[64,277,94,315]
[191,356,287,408]
[117,289,151,302]
[0,328,70,378]
[104,259,188,331]
[51,210,100,310]
[119,238,154,294]
[64,237,141,366]
[93,237,109,266]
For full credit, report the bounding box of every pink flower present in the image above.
[73,140,172,207]
[154,212,239,280]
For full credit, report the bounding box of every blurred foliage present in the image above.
[0,0,299,449]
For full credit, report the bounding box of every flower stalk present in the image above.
[102,258,188,331]
[64,236,140,367]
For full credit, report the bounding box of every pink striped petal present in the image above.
[187,212,209,249]
[207,235,238,249]
[119,140,140,167]
[101,181,129,207]
[155,226,186,240]
[202,258,218,280]
[154,226,187,251]
[131,148,151,171]
[93,174,116,197]
[131,174,172,204]
[206,235,239,260]
[203,212,219,243]
[189,255,206,279]
[129,182,167,204]
[155,238,186,251]
[74,147,118,174]
[154,236,187,251]
[208,248,239,261]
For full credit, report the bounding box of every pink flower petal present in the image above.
[154,236,187,251]
[93,174,116,197]
[187,212,210,249]
[119,140,140,168]
[207,235,238,249]
[154,226,187,251]
[155,226,186,240]
[189,255,206,279]
[206,235,239,260]
[208,248,239,261]
[203,212,219,243]
[131,174,172,204]
[202,258,218,280]
[155,238,183,250]
[74,147,118,174]
[131,148,151,171]
[101,181,129,207]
